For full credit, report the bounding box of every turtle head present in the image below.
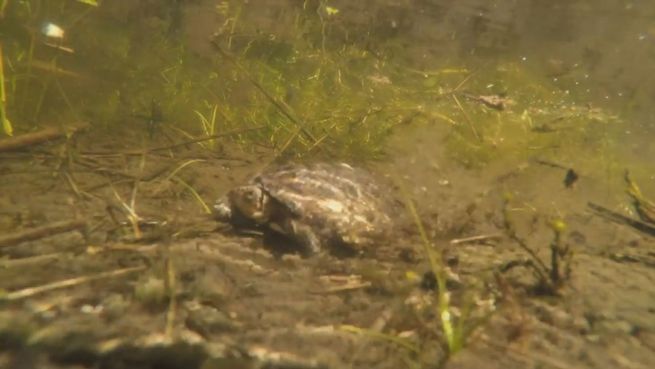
[213,196,233,222]
[223,185,272,224]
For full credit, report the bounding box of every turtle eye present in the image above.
[245,189,259,201]
[244,188,263,207]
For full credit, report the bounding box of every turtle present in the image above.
[213,162,393,255]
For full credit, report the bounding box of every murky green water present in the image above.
[1,0,653,189]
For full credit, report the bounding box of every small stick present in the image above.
[432,68,480,99]
[79,126,265,156]
[535,159,568,170]
[1,265,147,301]
[30,59,86,79]
[588,202,655,236]
[63,170,84,199]
[0,123,88,152]
[452,94,481,141]
[450,234,503,245]
[0,219,87,248]
[311,281,372,294]
[0,252,62,268]
[452,70,479,92]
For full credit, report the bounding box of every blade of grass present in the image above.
[171,176,211,214]
[164,159,206,182]
[0,43,13,136]
[1,265,146,301]
[75,0,98,6]
[210,41,318,145]
[452,94,481,142]
[398,181,460,354]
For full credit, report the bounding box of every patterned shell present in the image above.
[254,162,392,249]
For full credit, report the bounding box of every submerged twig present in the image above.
[624,171,655,224]
[312,274,372,294]
[0,252,63,269]
[534,160,580,189]
[461,92,513,111]
[450,234,502,245]
[29,59,87,79]
[588,202,655,237]
[1,265,146,301]
[0,219,87,248]
[0,123,88,152]
[452,95,481,141]
[99,126,265,156]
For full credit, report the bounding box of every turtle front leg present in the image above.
[288,220,322,256]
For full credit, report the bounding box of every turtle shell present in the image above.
[253,162,392,249]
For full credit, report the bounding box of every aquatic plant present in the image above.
[500,193,573,294]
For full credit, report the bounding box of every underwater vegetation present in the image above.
[0,0,625,167]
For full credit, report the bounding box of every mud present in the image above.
[0,121,653,369]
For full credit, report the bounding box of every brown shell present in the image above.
[253,163,392,249]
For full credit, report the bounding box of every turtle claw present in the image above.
[289,220,322,256]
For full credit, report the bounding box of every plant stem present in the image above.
[402,185,459,354]
[0,42,13,136]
